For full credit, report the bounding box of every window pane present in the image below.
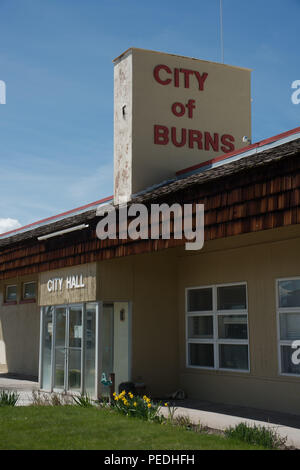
[188,343,214,368]
[188,316,213,339]
[219,344,249,370]
[280,313,300,340]
[217,285,247,310]
[279,280,300,308]
[69,306,82,348]
[188,288,213,312]
[85,303,97,396]
[218,315,248,339]
[280,345,300,375]
[68,349,81,391]
[41,307,53,390]
[23,282,36,299]
[6,285,17,301]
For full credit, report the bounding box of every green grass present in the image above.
[0,406,266,450]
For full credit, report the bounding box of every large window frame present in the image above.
[276,277,300,377]
[186,282,250,373]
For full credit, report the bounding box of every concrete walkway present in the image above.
[0,374,39,406]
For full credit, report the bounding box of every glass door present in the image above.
[54,307,67,390]
[40,303,99,397]
[53,305,83,393]
[68,305,82,392]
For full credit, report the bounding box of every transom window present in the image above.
[277,278,300,376]
[186,283,249,372]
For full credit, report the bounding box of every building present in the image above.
[1,48,300,415]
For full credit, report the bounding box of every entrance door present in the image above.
[53,305,83,393]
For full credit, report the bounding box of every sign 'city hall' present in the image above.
[114,48,251,204]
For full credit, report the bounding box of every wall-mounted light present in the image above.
[120,308,125,321]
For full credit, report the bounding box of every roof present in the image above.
[0,126,299,250]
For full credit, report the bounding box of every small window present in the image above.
[187,287,213,312]
[6,285,17,302]
[278,280,300,309]
[23,282,36,300]
[217,285,247,311]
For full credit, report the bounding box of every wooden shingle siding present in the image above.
[0,143,300,280]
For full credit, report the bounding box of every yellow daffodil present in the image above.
[147,403,151,408]
[129,392,133,399]
[133,402,137,407]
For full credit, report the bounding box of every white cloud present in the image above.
[0,218,21,235]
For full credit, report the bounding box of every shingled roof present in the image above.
[0,127,299,250]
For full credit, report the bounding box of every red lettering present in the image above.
[221,134,235,153]
[204,132,219,152]
[153,65,172,86]
[186,99,196,119]
[171,127,187,147]
[174,68,180,88]
[171,102,186,117]
[154,125,169,145]
[194,71,208,91]
[188,130,203,149]
[180,68,194,89]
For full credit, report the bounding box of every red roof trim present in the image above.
[176,126,300,177]
[0,195,113,238]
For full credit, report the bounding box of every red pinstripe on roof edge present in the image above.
[176,126,300,177]
[0,195,113,238]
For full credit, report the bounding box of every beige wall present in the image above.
[97,252,180,396]
[0,274,40,377]
[2,224,300,414]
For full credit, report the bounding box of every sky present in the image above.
[0,0,299,233]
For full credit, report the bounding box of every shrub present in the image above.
[112,391,165,422]
[31,390,73,406]
[73,394,94,408]
[0,389,19,407]
[225,422,287,449]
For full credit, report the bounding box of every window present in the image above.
[23,281,37,300]
[277,278,300,375]
[5,285,17,302]
[186,283,249,371]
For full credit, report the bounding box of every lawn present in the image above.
[0,406,265,450]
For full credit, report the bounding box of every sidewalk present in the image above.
[0,374,39,406]
[160,399,300,449]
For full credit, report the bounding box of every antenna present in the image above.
[220,0,224,63]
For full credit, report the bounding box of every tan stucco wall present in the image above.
[2,224,300,414]
[97,252,180,396]
[0,274,40,377]
[178,224,300,415]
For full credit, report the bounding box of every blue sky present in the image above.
[0,0,299,232]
